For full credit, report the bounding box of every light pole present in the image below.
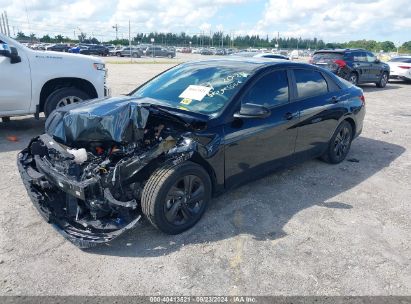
[151,37,155,61]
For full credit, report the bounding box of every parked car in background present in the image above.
[311,49,390,87]
[192,48,201,54]
[214,49,226,55]
[290,50,299,60]
[79,45,109,56]
[200,48,214,55]
[18,57,365,248]
[144,46,175,58]
[181,47,192,53]
[46,43,70,52]
[69,45,89,54]
[0,33,109,121]
[112,47,143,58]
[253,53,289,60]
[387,56,411,82]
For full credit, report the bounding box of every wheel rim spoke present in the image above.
[180,203,194,220]
[166,186,184,200]
[164,174,205,226]
[165,201,181,223]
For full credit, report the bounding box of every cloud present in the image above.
[1,0,410,42]
[255,0,411,41]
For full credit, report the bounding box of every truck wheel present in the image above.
[44,87,91,117]
[141,161,212,235]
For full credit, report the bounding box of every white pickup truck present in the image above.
[0,33,109,121]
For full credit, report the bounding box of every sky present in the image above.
[0,0,410,43]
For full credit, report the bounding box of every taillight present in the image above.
[334,59,347,68]
[399,66,411,69]
[360,95,365,105]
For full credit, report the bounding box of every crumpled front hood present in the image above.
[45,96,151,146]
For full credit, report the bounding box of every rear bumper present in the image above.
[17,144,141,249]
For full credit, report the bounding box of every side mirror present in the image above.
[234,103,271,119]
[374,58,381,63]
[9,47,21,64]
[0,44,21,64]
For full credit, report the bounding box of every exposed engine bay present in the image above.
[17,98,210,248]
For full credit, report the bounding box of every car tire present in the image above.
[44,87,91,117]
[349,72,358,85]
[167,54,173,59]
[132,52,140,58]
[321,121,353,164]
[376,72,388,88]
[116,52,121,57]
[141,161,212,235]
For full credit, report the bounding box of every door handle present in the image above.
[284,112,298,120]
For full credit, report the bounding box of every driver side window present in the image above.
[242,70,289,108]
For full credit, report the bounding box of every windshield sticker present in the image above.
[180,98,192,105]
[179,85,212,101]
[178,105,189,111]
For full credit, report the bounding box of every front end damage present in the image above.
[18,98,208,248]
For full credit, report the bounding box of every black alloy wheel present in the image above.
[321,121,353,164]
[142,161,211,234]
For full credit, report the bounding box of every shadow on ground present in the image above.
[87,136,405,257]
[360,84,403,92]
[0,117,45,153]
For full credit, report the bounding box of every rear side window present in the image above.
[242,70,289,107]
[294,69,329,99]
[312,52,343,61]
[353,52,367,62]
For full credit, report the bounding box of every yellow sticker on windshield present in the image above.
[178,106,189,111]
[180,98,192,105]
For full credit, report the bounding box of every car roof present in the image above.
[181,57,313,73]
[315,48,367,54]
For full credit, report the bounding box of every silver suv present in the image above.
[110,47,143,58]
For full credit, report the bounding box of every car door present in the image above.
[224,69,300,188]
[366,52,381,81]
[292,68,345,159]
[353,51,371,82]
[0,41,32,113]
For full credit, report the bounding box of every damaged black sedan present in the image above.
[18,58,365,248]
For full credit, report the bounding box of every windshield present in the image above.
[131,62,254,115]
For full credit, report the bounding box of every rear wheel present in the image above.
[44,87,90,117]
[376,72,388,88]
[321,121,353,164]
[116,52,121,57]
[349,72,358,85]
[141,161,211,235]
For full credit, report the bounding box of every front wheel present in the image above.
[321,121,353,164]
[44,87,90,117]
[376,72,388,88]
[141,161,211,235]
